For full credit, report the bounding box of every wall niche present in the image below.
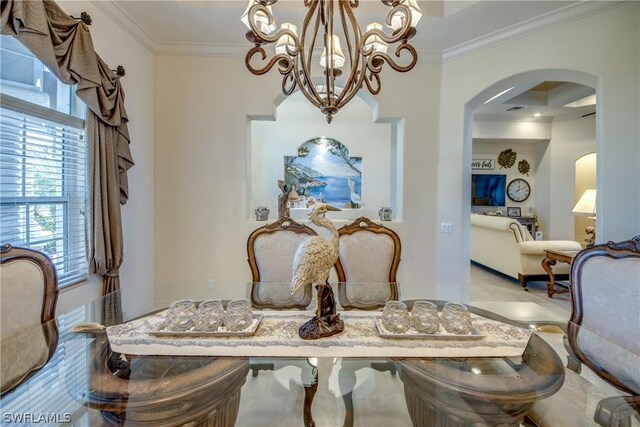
[249,91,403,222]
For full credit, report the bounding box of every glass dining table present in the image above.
[0,284,631,427]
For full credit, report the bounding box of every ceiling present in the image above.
[110,1,617,56]
[106,0,611,120]
[474,81,596,121]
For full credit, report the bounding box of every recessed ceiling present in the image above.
[475,81,596,121]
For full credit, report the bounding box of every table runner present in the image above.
[107,311,532,358]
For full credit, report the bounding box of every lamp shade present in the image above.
[364,23,389,54]
[241,0,276,34]
[389,0,423,30]
[275,23,298,56]
[573,189,597,216]
[320,35,346,68]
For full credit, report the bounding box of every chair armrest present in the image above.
[519,240,582,255]
[595,395,640,427]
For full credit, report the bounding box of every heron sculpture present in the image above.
[347,178,362,208]
[291,203,345,339]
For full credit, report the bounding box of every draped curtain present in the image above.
[1,0,134,325]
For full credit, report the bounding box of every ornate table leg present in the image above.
[542,257,557,298]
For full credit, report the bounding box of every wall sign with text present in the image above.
[472,159,495,170]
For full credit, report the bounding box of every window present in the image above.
[1,37,88,287]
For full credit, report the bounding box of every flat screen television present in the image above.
[472,174,506,207]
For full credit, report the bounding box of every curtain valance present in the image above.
[1,0,134,202]
[2,0,135,323]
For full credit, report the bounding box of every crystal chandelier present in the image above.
[242,0,422,123]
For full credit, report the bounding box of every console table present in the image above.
[542,249,580,298]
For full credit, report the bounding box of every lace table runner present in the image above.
[107,311,532,358]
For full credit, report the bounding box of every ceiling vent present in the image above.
[507,106,526,111]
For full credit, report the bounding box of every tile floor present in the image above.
[234,265,629,427]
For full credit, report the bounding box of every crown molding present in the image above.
[90,0,157,54]
[155,42,248,57]
[92,0,627,63]
[442,1,627,63]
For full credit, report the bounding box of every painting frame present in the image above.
[507,207,521,217]
[284,137,363,209]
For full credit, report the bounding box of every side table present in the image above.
[541,249,580,298]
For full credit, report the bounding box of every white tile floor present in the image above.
[234,265,632,427]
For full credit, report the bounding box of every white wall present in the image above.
[251,93,394,222]
[537,115,597,240]
[154,57,442,304]
[438,3,639,302]
[55,1,155,316]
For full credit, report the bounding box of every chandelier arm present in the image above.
[282,72,298,96]
[338,1,355,73]
[368,42,418,74]
[364,70,381,95]
[247,4,277,44]
[326,0,335,107]
[299,0,322,102]
[336,57,366,108]
[333,0,365,107]
[358,3,413,52]
[245,47,295,76]
[292,56,323,108]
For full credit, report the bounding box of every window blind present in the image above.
[0,94,88,287]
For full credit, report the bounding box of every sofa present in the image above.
[470,214,582,288]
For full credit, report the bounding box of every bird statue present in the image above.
[347,178,362,208]
[291,203,345,339]
[277,180,290,218]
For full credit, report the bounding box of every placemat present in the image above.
[106,311,532,358]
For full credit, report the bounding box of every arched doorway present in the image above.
[463,69,599,300]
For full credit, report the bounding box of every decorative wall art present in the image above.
[498,149,517,169]
[284,138,363,209]
[471,159,496,170]
[518,159,531,176]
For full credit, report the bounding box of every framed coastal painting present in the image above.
[284,137,363,209]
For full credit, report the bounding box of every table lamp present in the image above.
[572,189,596,246]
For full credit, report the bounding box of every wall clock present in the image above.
[507,178,531,202]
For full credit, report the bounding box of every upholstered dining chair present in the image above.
[246,217,321,425]
[335,217,401,310]
[527,236,640,427]
[0,244,59,396]
[247,216,319,310]
[333,218,401,427]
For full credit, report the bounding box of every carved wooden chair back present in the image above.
[1,244,59,396]
[247,217,317,309]
[335,217,401,310]
[568,236,640,396]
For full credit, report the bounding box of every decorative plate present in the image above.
[374,317,483,340]
[151,315,262,338]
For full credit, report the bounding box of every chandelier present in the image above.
[242,0,422,123]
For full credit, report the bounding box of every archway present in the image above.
[463,69,599,300]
